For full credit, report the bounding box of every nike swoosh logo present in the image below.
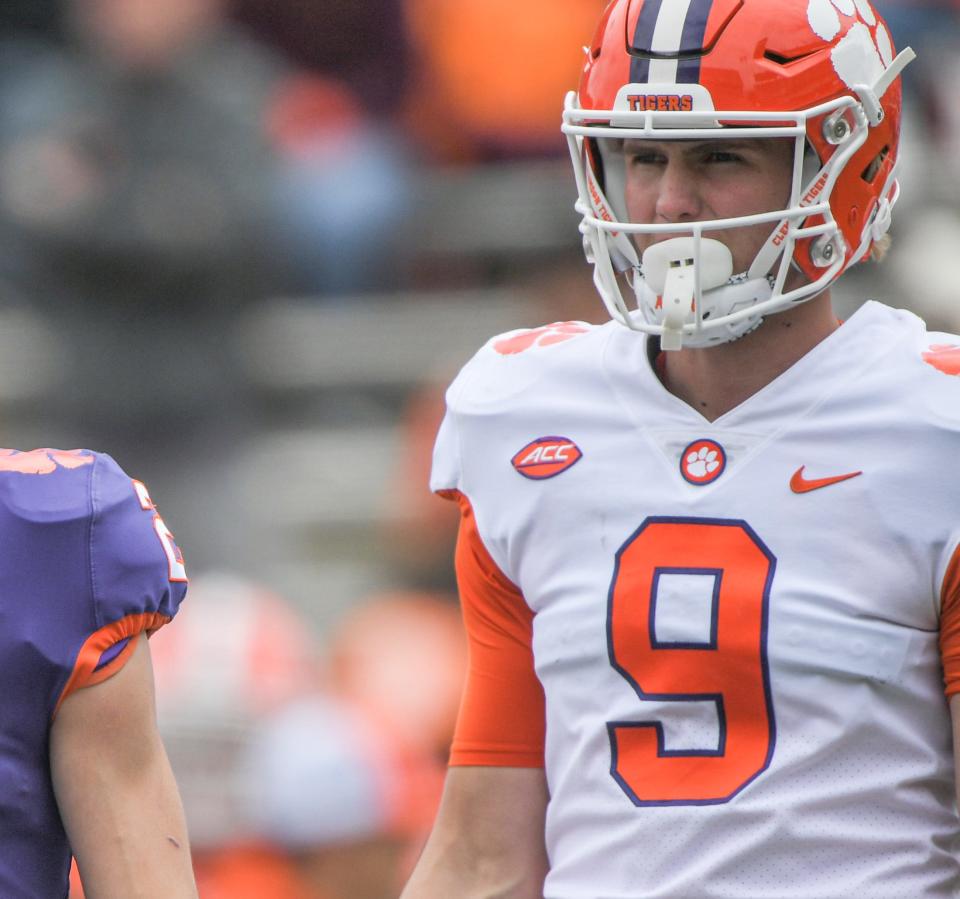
[790,466,862,494]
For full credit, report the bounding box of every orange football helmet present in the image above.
[563,0,915,348]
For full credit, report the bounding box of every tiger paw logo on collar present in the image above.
[680,439,726,486]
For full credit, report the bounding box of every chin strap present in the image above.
[634,275,775,349]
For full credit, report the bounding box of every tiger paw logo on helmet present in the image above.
[807,0,895,87]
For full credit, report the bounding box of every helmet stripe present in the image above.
[629,0,664,84]
[629,0,714,84]
[677,0,713,83]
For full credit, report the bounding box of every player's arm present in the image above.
[401,765,549,899]
[943,546,960,808]
[403,491,550,896]
[50,632,198,899]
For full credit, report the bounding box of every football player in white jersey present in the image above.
[402,1,960,897]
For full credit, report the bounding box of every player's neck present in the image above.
[660,293,839,422]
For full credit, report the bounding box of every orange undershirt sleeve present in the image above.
[939,544,960,698]
[442,490,545,767]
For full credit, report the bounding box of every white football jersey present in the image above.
[431,302,960,899]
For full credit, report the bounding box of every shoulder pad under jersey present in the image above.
[0,448,187,713]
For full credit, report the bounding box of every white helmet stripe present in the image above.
[648,0,695,82]
[631,0,714,84]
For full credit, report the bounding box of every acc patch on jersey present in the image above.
[512,437,582,480]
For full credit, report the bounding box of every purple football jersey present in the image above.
[0,449,187,898]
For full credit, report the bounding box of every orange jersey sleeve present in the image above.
[444,490,545,767]
[939,543,960,698]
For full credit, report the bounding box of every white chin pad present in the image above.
[641,238,734,350]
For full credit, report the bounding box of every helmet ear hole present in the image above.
[861,146,890,184]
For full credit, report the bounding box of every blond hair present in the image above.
[870,234,892,263]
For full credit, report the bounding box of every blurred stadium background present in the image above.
[0,0,958,895]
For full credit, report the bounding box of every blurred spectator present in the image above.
[887,207,960,334]
[149,572,320,850]
[0,0,60,39]
[230,0,410,117]
[148,572,322,896]
[238,695,441,899]
[0,0,413,309]
[403,0,603,161]
[873,1,960,200]
[381,381,462,590]
[0,0,280,316]
[866,2,960,333]
[266,72,415,296]
[0,0,283,551]
[327,591,468,763]
[0,0,415,569]
[875,1,960,65]
[229,0,417,295]
[148,578,451,899]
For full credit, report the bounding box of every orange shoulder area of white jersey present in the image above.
[441,320,604,420]
[489,321,594,357]
[922,343,960,377]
